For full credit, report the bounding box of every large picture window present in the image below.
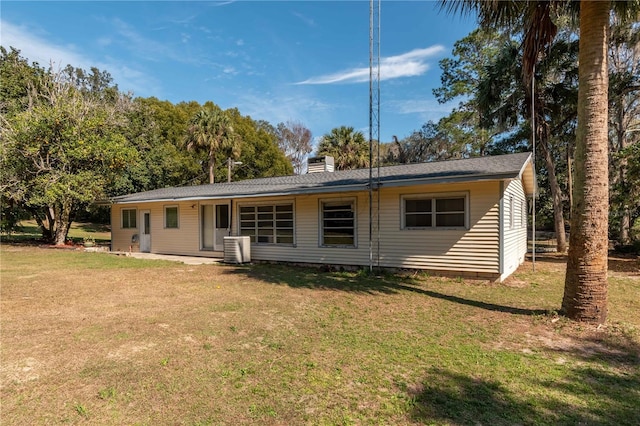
[403,194,467,229]
[122,208,137,229]
[321,199,356,247]
[164,206,179,229]
[239,203,294,244]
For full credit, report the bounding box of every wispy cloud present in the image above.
[1,20,89,70]
[110,18,216,68]
[291,11,316,28]
[0,19,160,97]
[388,98,460,123]
[111,18,175,63]
[295,45,446,85]
[231,90,333,136]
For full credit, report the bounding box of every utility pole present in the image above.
[368,0,380,272]
[227,157,242,183]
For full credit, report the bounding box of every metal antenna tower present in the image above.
[368,0,380,272]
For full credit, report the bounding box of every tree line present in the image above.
[0,47,314,244]
[2,11,638,250]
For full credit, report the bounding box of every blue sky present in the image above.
[1,1,478,146]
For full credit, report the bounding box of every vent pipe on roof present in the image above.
[307,156,335,173]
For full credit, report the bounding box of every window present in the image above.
[122,208,137,229]
[402,194,467,229]
[164,206,179,229]
[239,203,294,244]
[321,199,356,247]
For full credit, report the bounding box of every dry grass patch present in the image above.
[1,246,639,425]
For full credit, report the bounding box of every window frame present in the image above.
[164,205,179,229]
[319,197,357,248]
[401,192,469,231]
[121,208,137,229]
[238,201,295,246]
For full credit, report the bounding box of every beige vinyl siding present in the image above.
[237,194,371,266]
[377,181,500,274]
[110,180,508,278]
[501,179,528,280]
[231,181,501,274]
[111,201,221,257]
[111,205,139,252]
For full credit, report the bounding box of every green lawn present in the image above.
[1,220,111,244]
[1,245,638,425]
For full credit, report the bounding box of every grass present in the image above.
[1,245,638,425]
[1,220,111,245]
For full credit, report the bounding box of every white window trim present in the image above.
[164,205,179,229]
[401,192,469,230]
[121,208,137,229]
[319,197,357,248]
[237,200,296,246]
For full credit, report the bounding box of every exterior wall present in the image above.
[377,181,500,276]
[111,205,140,252]
[500,179,528,280]
[238,193,371,267]
[110,180,505,278]
[111,201,222,257]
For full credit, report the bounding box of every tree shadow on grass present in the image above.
[408,362,640,426]
[545,332,640,368]
[75,222,111,233]
[530,252,639,274]
[226,264,548,316]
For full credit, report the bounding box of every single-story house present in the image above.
[109,152,535,281]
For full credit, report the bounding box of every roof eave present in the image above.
[111,172,524,205]
[515,153,537,197]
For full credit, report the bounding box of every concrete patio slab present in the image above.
[109,251,222,265]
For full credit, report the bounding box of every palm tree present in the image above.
[317,126,369,170]
[184,108,238,184]
[476,29,578,253]
[441,1,639,323]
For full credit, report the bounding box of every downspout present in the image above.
[229,199,234,237]
[531,65,536,271]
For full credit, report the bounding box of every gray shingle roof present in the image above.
[112,152,533,204]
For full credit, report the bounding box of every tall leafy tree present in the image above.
[0,47,47,117]
[476,28,579,253]
[388,122,464,164]
[433,28,513,157]
[2,66,136,244]
[225,108,293,180]
[317,126,369,170]
[608,18,640,245]
[184,106,239,184]
[113,97,202,195]
[275,120,313,175]
[441,0,640,323]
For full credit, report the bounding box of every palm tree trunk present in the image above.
[562,1,610,324]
